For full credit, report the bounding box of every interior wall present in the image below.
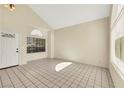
[54,17,110,68]
[47,30,54,58]
[0,5,51,65]
[110,5,124,87]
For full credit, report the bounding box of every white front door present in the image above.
[0,32,19,69]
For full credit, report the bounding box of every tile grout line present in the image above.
[20,66,49,88]
[76,65,89,87]
[25,63,62,86]
[93,67,98,88]
[6,68,25,88]
[79,66,90,88]
[104,69,111,88]
[108,71,115,87]
[85,66,94,88]
[41,64,76,88]
[105,69,109,88]
[59,65,77,87]
[106,70,111,88]
[0,75,3,88]
[11,67,26,88]
[33,63,59,80]
[58,65,80,88]
[68,65,84,88]
[107,71,115,88]
[24,64,55,86]
[5,69,15,88]
[16,67,38,88]
[66,65,81,88]
[101,68,103,88]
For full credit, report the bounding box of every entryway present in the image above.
[0,32,19,69]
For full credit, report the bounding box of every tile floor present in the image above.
[0,58,114,88]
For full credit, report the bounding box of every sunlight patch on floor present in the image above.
[55,62,72,72]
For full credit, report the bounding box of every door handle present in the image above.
[16,48,19,53]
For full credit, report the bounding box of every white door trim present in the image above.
[0,31,19,69]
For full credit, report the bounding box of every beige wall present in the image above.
[54,17,110,68]
[47,30,54,58]
[0,5,51,65]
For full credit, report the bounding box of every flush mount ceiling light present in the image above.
[4,4,16,11]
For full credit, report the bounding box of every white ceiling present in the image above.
[29,4,111,29]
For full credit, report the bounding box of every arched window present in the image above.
[31,29,43,37]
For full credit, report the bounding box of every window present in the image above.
[115,37,124,62]
[27,37,46,53]
[31,29,43,37]
[27,29,46,53]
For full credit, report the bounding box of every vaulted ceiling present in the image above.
[29,4,111,29]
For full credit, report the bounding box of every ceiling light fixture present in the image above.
[4,4,16,11]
